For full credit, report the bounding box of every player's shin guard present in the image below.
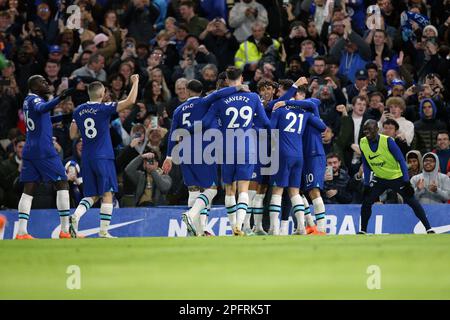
[292,195,305,234]
[189,188,217,218]
[188,191,201,208]
[312,197,326,233]
[73,197,94,222]
[100,203,113,233]
[269,194,282,235]
[252,193,265,231]
[225,195,237,229]
[301,194,315,227]
[57,190,70,233]
[244,190,257,230]
[18,193,33,235]
[236,192,249,230]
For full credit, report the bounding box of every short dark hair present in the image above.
[369,91,385,103]
[88,52,104,65]
[326,152,341,161]
[226,66,242,81]
[314,56,326,64]
[180,0,194,8]
[437,130,449,138]
[383,118,400,131]
[28,75,44,92]
[278,79,294,91]
[187,79,203,94]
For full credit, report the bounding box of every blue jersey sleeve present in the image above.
[188,101,219,133]
[361,154,371,186]
[285,100,319,116]
[267,85,298,110]
[270,109,280,130]
[201,87,237,106]
[253,97,271,129]
[306,113,327,132]
[99,102,118,116]
[34,96,61,113]
[387,137,409,182]
[167,109,181,157]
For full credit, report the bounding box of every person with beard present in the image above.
[284,56,302,81]
[410,153,450,204]
[358,119,434,234]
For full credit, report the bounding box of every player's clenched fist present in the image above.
[130,74,139,84]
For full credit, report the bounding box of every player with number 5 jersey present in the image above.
[69,75,140,238]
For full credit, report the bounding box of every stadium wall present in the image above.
[0,205,449,239]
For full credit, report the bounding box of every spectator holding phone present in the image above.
[124,148,172,207]
[322,153,353,204]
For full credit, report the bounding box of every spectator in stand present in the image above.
[229,0,269,43]
[382,119,410,156]
[433,131,450,176]
[334,96,368,175]
[71,52,107,82]
[166,77,188,118]
[412,98,447,154]
[200,17,239,73]
[178,1,209,37]
[0,135,24,208]
[117,123,148,175]
[330,18,371,84]
[121,0,160,45]
[33,2,58,44]
[345,69,374,103]
[108,73,127,101]
[124,149,172,207]
[378,97,415,146]
[410,153,450,204]
[406,150,423,179]
[322,153,353,204]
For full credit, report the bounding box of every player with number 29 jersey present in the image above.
[73,101,119,196]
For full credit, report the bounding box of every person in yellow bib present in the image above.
[358,120,435,234]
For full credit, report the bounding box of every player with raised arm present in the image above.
[246,77,309,236]
[16,75,76,239]
[69,74,139,238]
[191,66,271,236]
[162,79,245,236]
[269,99,327,235]
[274,97,328,234]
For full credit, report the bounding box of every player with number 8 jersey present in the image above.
[70,75,140,238]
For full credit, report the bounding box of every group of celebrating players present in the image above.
[16,65,330,239]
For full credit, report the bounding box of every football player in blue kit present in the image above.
[269,99,326,235]
[280,98,328,234]
[69,74,140,238]
[16,75,76,239]
[162,79,247,236]
[192,66,271,236]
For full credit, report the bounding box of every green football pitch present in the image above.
[0,235,449,300]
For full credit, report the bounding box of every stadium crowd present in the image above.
[0,0,449,210]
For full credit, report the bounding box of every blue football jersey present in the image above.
[73,101,117,160]
[271,107,326,157]
[201,92,271,155]
[22,94,61,160]
[167,87,237,158]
